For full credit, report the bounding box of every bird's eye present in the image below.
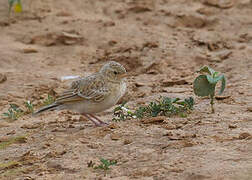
[113,71,118,75]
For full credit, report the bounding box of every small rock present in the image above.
[108,123,119,129]
[175,14,208,28]
[128,6,151,13]
[217,50,232,60]
[68,124,75,128]
[215,95,231,100]
[204,0,234,9]
[196,7,218,16]
[237,0,252,8]
[60,31,84,45]
[142,41,159,49]
[103,21,115,27]
[51,128,66,132]
[136,92,146,98]
[247,106,252,112]
[163,131,173,137]
[87,143,100,149]
[0,122,9,128]
[0,73,7,83]
[23,48,38,53]
[47,161,62,169]
[181,140,195,147]
[239,132,251,140]
[162,87,188,93]
[6,130,16,135]
[56,11,72,17]
[141,116,165,124]
[134,82,146,87]
[169,168,184,173]
[123,139,132,145]
[21,123,41,129]
[186,173,210,180]
[110,133,120,141]
[0,136,10,142]
[79,116,87,121]
[108,40,117,46]
[0,20,10,27]
[228,124,237,129]
[162,122,176,130]
[161,79,188,87]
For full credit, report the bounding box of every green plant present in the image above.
[112,97,194,121]
[112,102,135,121]
[2,101,35,120]
[193,66,226,113]
[8,0,22,14]
[42,94,55,106]
[24,101,34,113]
[135,97,194,118]
[2,104,23,120]
[93,158,117,170]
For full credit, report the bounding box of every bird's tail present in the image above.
[33,103,59,115]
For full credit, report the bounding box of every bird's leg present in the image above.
[82,113,101,127]
[88,114,108,125]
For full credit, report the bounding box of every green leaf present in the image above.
[113,106,122,112]
[206,75,216,84]
[213,71,219,78]
[94,158,117,170]
[171,98,180,103]
[213,74,223,84]
[2,113,10,117]
[100,158,109,165]
[8,0,16,13]
[218,75,226,95]
[10,104,19,110]
[197,66,216,76]
[193,75,216,97]
[184,97,195,110]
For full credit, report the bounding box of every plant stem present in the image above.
[210,94,214,113]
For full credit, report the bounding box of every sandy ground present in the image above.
[0,0,252,179]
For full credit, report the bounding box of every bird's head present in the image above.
[100,61,127,82]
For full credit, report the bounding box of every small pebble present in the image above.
[228,124,237,129]
[239,132,251,140]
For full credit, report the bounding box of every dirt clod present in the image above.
[238,132,251,140]
[228,124,237,129]
[110,133,121,141]
[0,73,7,84]
[247,106,252,112]
[141,116,165,124]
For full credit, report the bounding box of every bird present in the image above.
[33,61,127,126]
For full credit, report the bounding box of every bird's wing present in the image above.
[56,74,110,104]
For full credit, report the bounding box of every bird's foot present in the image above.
[82,113,108,127]
[95,122,109,127]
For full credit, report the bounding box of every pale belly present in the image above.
[61,82,127,114]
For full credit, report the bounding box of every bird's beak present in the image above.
[119,74,129,78]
